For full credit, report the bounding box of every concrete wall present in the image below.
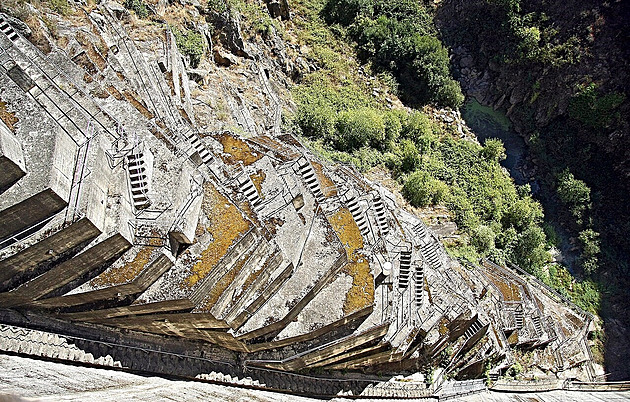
[0,218,101,292]
[0,119,25,192]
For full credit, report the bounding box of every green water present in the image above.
[462,98,529,185]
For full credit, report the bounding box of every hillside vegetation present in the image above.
[287,0,601,314]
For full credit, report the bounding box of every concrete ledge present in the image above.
[102,312,230,331]
[0,218,101,292]
[1,234,131,305]
[247,323,389,371]
[0,188,67,243]
[247,306,372,353]
[61,299,195,321]
[29,252,173,312]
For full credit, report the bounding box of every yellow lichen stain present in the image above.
[107,85,124,100]
[196,247,254,312]
[91,245,155,287]
[328,208,374,315]
[312,161,337,197]
[0,101,18,131]
[250,169,266,199]
[438,317,449,336]
[485,271,521,302]
[507,331,519,345]
[186,182,250,288]
[216,132,262,166]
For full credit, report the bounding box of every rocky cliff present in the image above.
[436,0,630,380]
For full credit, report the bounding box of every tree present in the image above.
[556,168,591,223]
[578,229,600,275]
[403,170,449,207]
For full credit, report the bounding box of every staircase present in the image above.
[347,197,369,237]
[127,148,150,210]
[413,222,428,240]
[237,175,263,213]
[463,320,483,341]
[372,196,389,236]
[415,265,424,308]
[399,250,411,289]
[297,159,324,203]
[0,17,19,42]
[532,314,543,336]
[513,308,524,329]
[420,241,440,270]
[183,129,213,165]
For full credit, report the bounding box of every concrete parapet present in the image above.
[0,119,25,192]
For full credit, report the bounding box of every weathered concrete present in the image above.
[0,188,67,243]
[0,234,131,306]
[0,119,25,193]
[0,218,101,291]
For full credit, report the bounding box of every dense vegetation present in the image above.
[433,0,630,375]
[321,0,463,108]
[288,0,602,314]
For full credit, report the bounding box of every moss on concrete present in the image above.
[216,132,262,166]
[186,182,250,287]
[328,207,374,315]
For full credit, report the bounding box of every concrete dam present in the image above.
[0,4,611,398]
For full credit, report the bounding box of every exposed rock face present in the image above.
[206,10,249,58]
[437,0,630,175]
[264,0,291,21]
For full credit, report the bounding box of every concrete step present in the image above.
[399,251,412,289]
[211,238,271,319]
[0,20,19,42]
[372,197,389,235]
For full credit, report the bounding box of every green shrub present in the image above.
[383,110,403,149]
[172,28,205,68]
[392,139,421,173]
[296,102,337,141]
[124,0,149,18]
[481,138,506,162]
[502,197,543,231]
[556,168,591,223]
[403,170,449,207]
[322,0,463,108]
[335,108,385,150]
[568,83,626,128]
[471,225,496,253]
[402,111,433,144]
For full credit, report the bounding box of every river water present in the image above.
[461,99,533,189]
